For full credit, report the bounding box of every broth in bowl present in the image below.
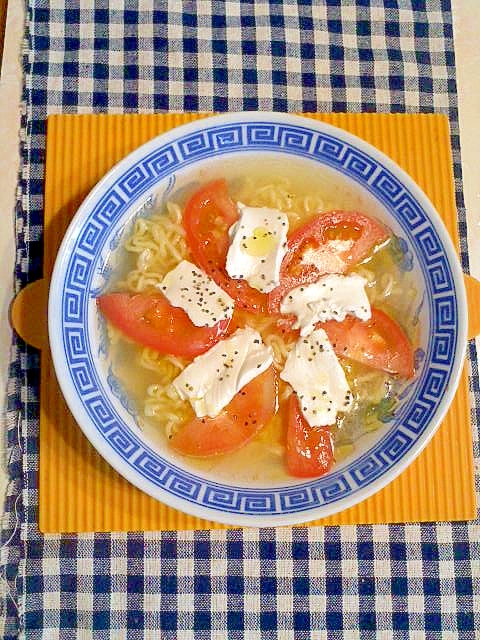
[96,159,420,485]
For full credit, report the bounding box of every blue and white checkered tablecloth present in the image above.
[2,1,479,638]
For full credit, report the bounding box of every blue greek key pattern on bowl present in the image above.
[179,129,243,157]
[370,169,405,203]
[117,145,179,199]
[66,253,92,289]
[417,227,443,258]
[393,193,428,229]
[70,361,96,395]
[164,474,202,501]
[96,188,126,219]
[64,290,85,324]
[349,430,413,485]
[316,475,353,503]
[55,117,461,518]
[342,150,378,180]
[431,333,455,364]
[313,135,346,162]
[278,486,318,512]
[246,124,314,152]
[277,476,353,512]
[84,395,117,432]
[118,164,156,198]
[203,488,276,513]
[64,324,88,355]
[107,426,141,458]
[208,126,243,149]
[428,256,454,293]
[135,452,168,482]
[404,398,437,435]
[422,368,449,398]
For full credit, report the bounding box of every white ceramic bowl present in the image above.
[48,112,468,527]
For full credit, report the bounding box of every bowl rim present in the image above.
[48,111,468,527]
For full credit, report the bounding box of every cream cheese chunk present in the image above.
[280,328,354,427]
[226,203,289,293]
[158,259,234,327]
[280,273,371,336]
[172,327,273,418]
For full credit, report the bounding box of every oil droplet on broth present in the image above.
[243,226,277,257]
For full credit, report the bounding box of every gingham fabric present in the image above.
[2,1,479,638]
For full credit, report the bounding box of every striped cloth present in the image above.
[2,1,479,638]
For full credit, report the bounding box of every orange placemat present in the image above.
[36,112,476,532]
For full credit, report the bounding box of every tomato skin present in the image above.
[323,307,415,379]
[170,367,278,457]
[183,179,238,264]
[286,210,388,271]
[269,210,389,313]
[285,394,334,478]
[97,292,230,358]
[183,179,268,313]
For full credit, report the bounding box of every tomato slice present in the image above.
[183,179,268,313]
[323,307,415,379]
[97,292,230,358]
[170,366,278,457]
[285,394,334,478]
[269,210,389,313]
